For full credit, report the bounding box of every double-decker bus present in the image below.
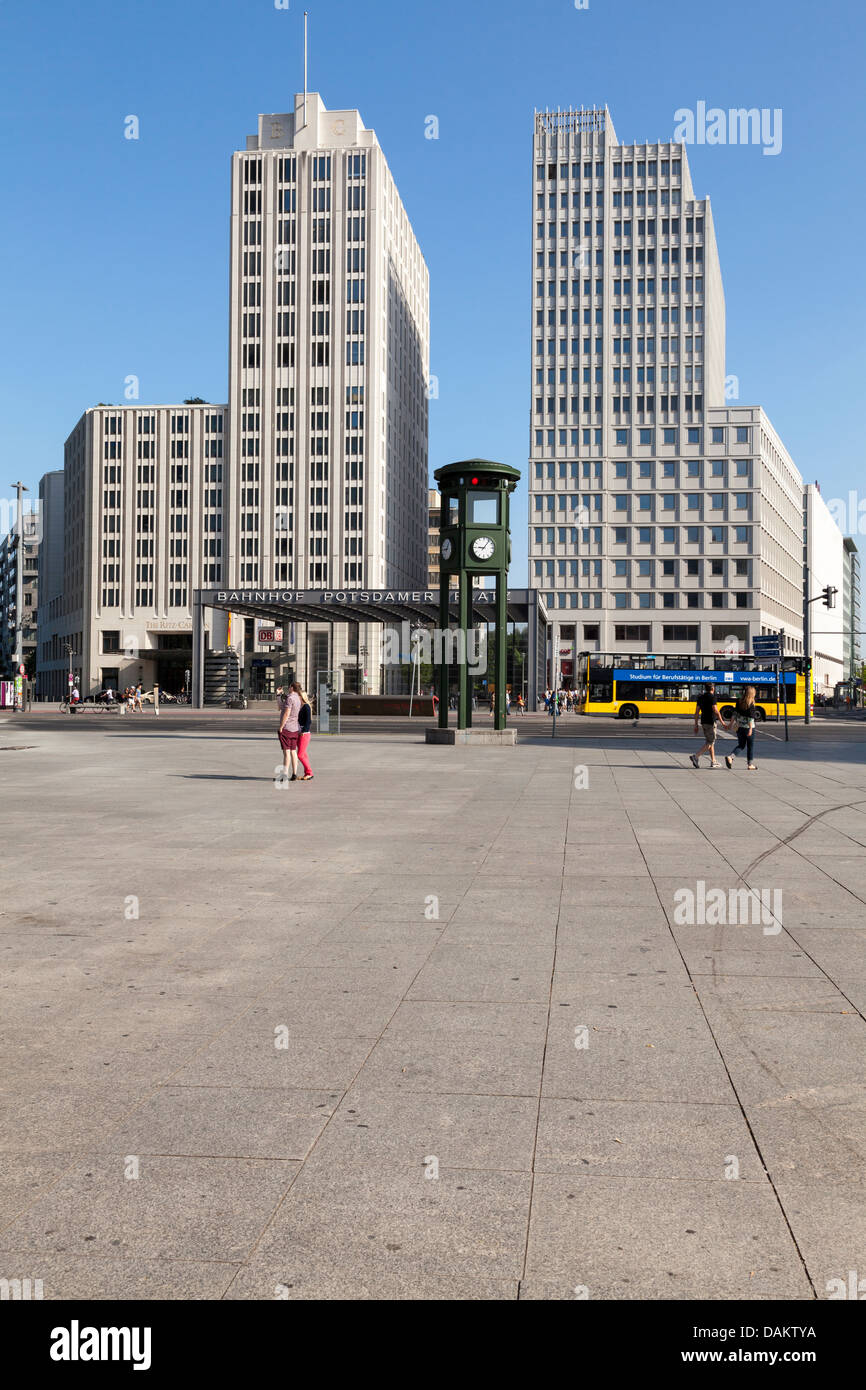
[576,652,811,721]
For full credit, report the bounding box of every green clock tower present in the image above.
[433,458,520,736]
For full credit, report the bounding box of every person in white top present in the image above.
[277,685,302,782]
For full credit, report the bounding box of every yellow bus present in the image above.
[576,652,811,721]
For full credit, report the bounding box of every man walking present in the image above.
[690,681,724,769]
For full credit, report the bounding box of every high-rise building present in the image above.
[41,94,430,700]
[427,487,457,591]
[803,483,844,698]
[227,93,429,689]
[41,405,228,699]
[528,107,804,674]
[0,512,39,679]
[842,536,861,691]
[427,487,442,591]
[34,469,65,698]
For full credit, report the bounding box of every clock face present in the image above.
[440,538,453,561]
[471,536,495,562]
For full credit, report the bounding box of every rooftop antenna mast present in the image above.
[302,11,308,130]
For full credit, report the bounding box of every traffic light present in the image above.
[822,586,838,609]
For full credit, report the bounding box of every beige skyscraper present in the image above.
[227,93,430,688]
[529,107,804,676]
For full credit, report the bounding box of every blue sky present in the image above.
[1,0,863,584]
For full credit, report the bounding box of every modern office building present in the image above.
[842,536,861,693]
[528,107,804,674]
[34,470,66,698]
[427,487,443,591]
[427,487,458,591]
[227,92,429,691]
[40,93,430,700]
[803,482,844,699]
[39,405,228,699]
[0,512,40,679]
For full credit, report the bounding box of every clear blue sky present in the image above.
[1,0,863,584]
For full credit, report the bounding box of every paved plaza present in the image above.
[1,712,865,1300]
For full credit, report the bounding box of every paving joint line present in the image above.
[617,752,819,1297]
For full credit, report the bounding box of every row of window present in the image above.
[537,380,704,410]
[535,392,704,415]
[542,589,750,611]
[537,557,750,578]
[101,415,218,441]
[535,459,750,483]
[535,339,700,361]
[533,426,750,449]
[538,159,683,182]
[537,191,682,228]
[532,523,753,547]
[542,492,752,513]
[537,284,703,310]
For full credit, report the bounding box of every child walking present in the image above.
[725,685,758,772]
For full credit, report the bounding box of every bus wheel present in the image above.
[754,707,767,722]
[720,705,735,720]
[619,704,639,720]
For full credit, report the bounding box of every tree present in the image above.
[183,396,208,405]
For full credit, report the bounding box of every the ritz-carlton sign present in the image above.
[210,589,506,606]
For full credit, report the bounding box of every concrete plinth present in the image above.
[425,727,517,746]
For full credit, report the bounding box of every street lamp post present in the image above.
[63,640,78,709]
[804,573,839,725]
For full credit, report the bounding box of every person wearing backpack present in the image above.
[293,682,314,781]
[725,685,758,772]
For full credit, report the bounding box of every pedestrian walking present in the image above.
[689,681,725,769]
[725,685,758,772]
[516,693,525,716]
[277,682,302,781]
[293,682,314,781]
[134,683,143,712]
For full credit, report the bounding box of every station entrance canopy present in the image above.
[191,586,548,707]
